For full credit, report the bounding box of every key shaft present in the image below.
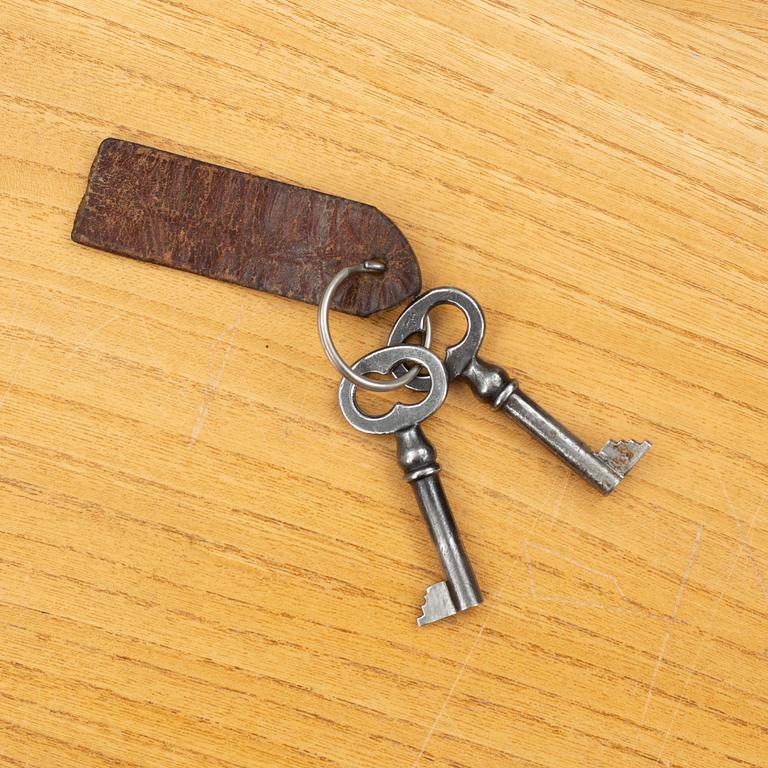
[396,425,482,615]
[464,358,647,494]
[502,386,622,493]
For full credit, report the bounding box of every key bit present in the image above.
[596,439,652,477]
[388,288,651,494]
[418,582,457,626]
[338,344,483,626]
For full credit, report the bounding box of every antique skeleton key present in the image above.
[388,288,651,494]
[338,344,483,626]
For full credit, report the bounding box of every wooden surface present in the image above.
[1,2,766,766]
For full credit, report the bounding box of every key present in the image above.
[338,344,483,626]
[388,288,651,494]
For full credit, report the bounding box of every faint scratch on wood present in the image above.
[137,316,155,360]
[716,465,768,606]
[525,541,628,601]
[656,494,766,765]
[524,541,690,622]
[188,303,248,447]
[63,311,124,360]
[0,316,43,410]
[410,619,488,768]
[546,472,573,532]
[213,551,268,575]
[411,469,569,767]
[639,523,704,727]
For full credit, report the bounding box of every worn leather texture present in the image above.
[72,138,421,315]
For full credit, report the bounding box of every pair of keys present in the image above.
[319,263,651,626]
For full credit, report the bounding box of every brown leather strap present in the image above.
[72,139,421,316]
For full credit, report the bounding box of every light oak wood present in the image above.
[1,1,766,766]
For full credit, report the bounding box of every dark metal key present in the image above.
[338,344,483,626]
[388,289,651,494]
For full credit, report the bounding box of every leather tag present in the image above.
[71,139,421,316]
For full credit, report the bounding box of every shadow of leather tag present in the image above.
[71,139,420,316]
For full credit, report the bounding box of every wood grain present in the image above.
[0,1,766,766]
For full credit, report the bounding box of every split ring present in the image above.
[317,260,432,392]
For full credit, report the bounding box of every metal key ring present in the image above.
[317,260,432,392]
